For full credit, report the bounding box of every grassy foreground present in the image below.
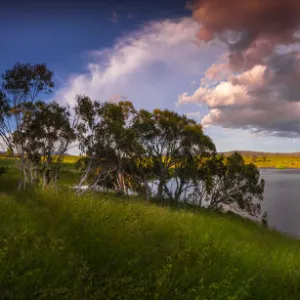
[1,186,300,299]
[1,157,300,299]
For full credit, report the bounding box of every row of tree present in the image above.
[0,63,265,218]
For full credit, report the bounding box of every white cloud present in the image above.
[55,17,225,111]
[186,111,202,120]
[53,16,300,152]
[178,53,300,137]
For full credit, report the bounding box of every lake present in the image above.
[154,169,300,238]
[261,169,300,238]
[76,168,300,238]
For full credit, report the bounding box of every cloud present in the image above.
[179,0,300,139]
[178,52,300,136]
[111,11,119,24]
[186,111,202,119]
[55,17,225,111]
[54,11,300,151]
[189,0,300,71]
[107,94,128,103]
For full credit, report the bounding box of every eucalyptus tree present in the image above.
[133,108,264,217]
[73,97,264,218]
[194,152,265,217]
[73,95,99,192]
[19,101,75,189]
[74,96,141,194]
[0,63,54,188]
[133,108,216,202]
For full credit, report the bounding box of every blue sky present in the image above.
[2,0,300,153]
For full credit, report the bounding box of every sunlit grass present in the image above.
[243,155,300,169]
[0,156,80,188]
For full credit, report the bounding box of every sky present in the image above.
[2,0,300,153]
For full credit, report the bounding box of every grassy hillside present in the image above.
[1,179,300,299]
[222,151,300,169]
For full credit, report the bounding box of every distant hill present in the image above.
[220,151,300,157]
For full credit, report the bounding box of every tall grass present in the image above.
[1,186,300,299]
[1,156,300,298]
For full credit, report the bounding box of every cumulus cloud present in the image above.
[178,52,300,136]
[179,1,300,137]
[186,111,202,119]
[55,17,225,111]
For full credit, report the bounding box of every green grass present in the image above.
[1,156,300,298]
[1,180,300,299]
[0,157,80,188]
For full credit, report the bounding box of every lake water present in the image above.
[149,169,300,238]
[261,169,300,238]
[76,169,300,238]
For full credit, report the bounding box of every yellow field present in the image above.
[61,155,80,164]
[242,155,300,169]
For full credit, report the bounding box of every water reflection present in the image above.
[260,169,300,238]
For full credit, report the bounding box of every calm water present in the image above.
[149,169,300,238]
[261,169,300,238]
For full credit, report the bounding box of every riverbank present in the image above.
[1,186,300,299]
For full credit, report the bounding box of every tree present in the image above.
[74,96,142,194]
[0,63,54,189]
[73,95,99,192]
[133,108,215,203]
[193,152,265,218]
[73,98,264,219]
[18,101,75,189]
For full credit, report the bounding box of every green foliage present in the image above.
[73,98,264,218]
[197,153,265,217]
[1,63,54,96]
[0,63,57,189]
[0,188,299,299]
[74,96,142,194]
[19,101,75,189]
[133,108,216,203]
[0,164,7,178]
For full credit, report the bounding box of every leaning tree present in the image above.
[0,63,54,189]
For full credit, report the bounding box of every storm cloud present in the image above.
[179,0,300,136]
[189,0,300,70]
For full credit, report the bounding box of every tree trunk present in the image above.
[18,156,28,190]
[76,158,93,194]
[117,171,125,194]
[144,180,151,201]
[29,164,34,185]
[42,171,47,190]
[157,179,164,199]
